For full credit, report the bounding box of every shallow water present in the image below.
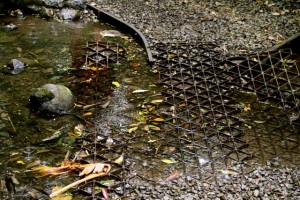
[0,15,161,199]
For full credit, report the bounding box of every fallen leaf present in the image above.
[112,81,120,87]
[166,170,180,181]
[151,99,163,104]
[254,120,265,124]
[244,106,251,112]
[17,160,25,164]
[153,118,164,122]
[128,127,138,133]
[114,153,124,165]
[218,169,238,175]
[148,139,158,143]
[161,159,177,164]
[82,112,93,117]
[132,89,149,94]
[16,47,22,52]
[130,62,141,68]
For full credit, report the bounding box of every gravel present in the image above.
[86,0,300,54]
[128,166,300,199]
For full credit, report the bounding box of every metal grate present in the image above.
[72,42,129,199]
[154,43,300,183]
[73,42,299,198]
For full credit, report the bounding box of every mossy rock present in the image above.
[30,83,74,116]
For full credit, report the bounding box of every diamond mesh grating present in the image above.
[73,42,299,198]
[154,43,299,183]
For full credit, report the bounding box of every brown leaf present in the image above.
[166,170,180,181]
[79,164,95,176]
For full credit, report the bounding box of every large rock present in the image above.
[43,0,64,8]
[65,0,85,9]
[30,84,75,115]
[59,8,80,20]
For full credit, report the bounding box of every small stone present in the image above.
[254,189,259,197]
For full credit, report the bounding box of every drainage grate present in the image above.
[154,43,300,183]
[73,42,299,198]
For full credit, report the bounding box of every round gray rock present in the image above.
[30,83,74,115]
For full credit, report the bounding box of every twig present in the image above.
[49,173,107,198]
[8,116,16,132]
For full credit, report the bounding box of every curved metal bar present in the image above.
[267,32,300,53]
[87,4,154,64]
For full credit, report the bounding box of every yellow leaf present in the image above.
[153,118,164,122]
[244,106,251,112]
[114,153,124,164]
[218,169,238,175]
[82,112,92,117]
[151,99,163,104]
[148,140,158,143]
[17,160,25,164]
[161,159,177,164]
[128,127,138,133]
[112,81,120,87]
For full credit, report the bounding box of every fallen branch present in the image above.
[49,172,106,198]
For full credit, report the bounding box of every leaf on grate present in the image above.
[79,163,111,176]
[152,118,164,122]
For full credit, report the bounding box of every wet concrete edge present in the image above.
[87,4,154,64]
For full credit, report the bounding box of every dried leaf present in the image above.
[79,164,95,176]
[244,106,251,112]
[218,169,238,175]
[132,89,149,94]
[166,170,180,181]
[16,47,22,52]
[254,120,265,124]
[114,153,124,165]
[82,112,93,117]
[112,81,120,87]
[17,160,25,164]
[151,99,163,104]
[161,159,177,164]
[130,62,141,68]
[128,127,137,133]
[153,118,164,122]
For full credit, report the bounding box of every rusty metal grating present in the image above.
[154,43,300,183]
[73,42,299,198]
[72,42,129,199]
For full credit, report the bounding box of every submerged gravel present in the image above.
[81,0,300,199]
[87,0,300,54]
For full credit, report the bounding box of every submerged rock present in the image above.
[8,59,25,74]
[30,84,75,116]
[65,0,85,9]
[59,8,79,20]
[43,0,64,8]
[4,23,18,31]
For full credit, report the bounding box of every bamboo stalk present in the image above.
[49,173,106,198]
